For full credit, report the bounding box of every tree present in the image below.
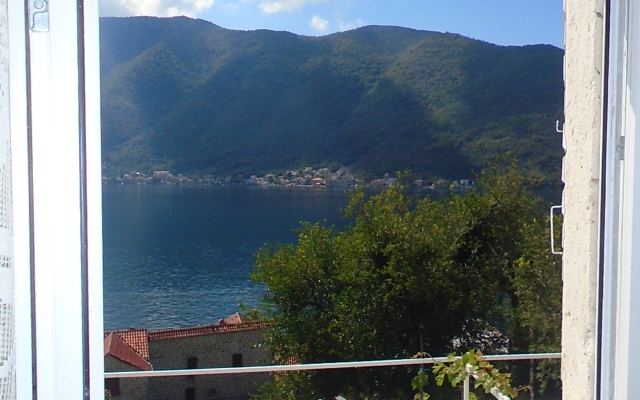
[252,161,561,399]
[509,213,562,395]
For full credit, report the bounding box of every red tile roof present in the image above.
[109,329,149,360]
[221,312,253,325]
[148,321,268,341]
[106,313,267,346]
[104,332,153,371]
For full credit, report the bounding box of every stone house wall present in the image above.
[148,327,270,400]
[104,356,150,400]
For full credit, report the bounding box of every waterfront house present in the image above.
[104,314,270,400]
[311,177,325,186]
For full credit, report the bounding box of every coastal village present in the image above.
[105,166,473,190]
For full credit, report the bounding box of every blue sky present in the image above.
[99,0,563,48]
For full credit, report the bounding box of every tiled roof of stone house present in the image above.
[219,312,253,325]
[108,328,150,360]
[148,321,268,341]
[105,313,267,353]
[104,332,153,371]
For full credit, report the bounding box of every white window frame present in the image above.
[599,0,640,398]
[10,0,103,398]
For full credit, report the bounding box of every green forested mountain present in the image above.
[100,16,564,181]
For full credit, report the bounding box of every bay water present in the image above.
[102,184,351,330]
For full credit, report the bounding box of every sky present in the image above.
[99,0,564,48]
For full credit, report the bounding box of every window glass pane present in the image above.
[100,2,564,399]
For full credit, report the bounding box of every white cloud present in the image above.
[254,0,324,14]
[100,0,215,18]
[310,15,329,33]
[339,18,364,32]
[219,1,240,11]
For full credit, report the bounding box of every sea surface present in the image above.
[102,184,351,331]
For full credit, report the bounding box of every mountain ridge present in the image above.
[100,16,564,181]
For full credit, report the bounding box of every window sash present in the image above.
[9,0,103,398]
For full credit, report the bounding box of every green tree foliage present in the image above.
[509,213,563,393]
[251,162,561,399]
[426,350,524,400]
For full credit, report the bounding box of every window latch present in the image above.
[29,0,49,32]
[617,135,625,160]
[550,205,563,255]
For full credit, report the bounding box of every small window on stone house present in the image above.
[232,353,243,367]
[186,356,198,382]
[105,378,121,397]
[187,356,198,369]
[185,387,196,400]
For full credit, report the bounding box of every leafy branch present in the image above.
[413,350,528,400]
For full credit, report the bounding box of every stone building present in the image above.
[104,314,270,400]
[104,331,152,399]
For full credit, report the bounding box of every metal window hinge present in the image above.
[617,135,625,160]
[29,0,49,32]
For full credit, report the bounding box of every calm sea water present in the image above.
[102,184,351,330]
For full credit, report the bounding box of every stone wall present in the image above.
[104,356,149,400]
[148,328,270,400]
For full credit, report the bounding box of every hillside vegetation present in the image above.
[100,16,564,181]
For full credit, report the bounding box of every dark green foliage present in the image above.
[508,214,563,394]
[100,17,564,180]
[251,163,561,399]
[427,350,524,400]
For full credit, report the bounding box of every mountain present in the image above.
[100,16,564,181]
